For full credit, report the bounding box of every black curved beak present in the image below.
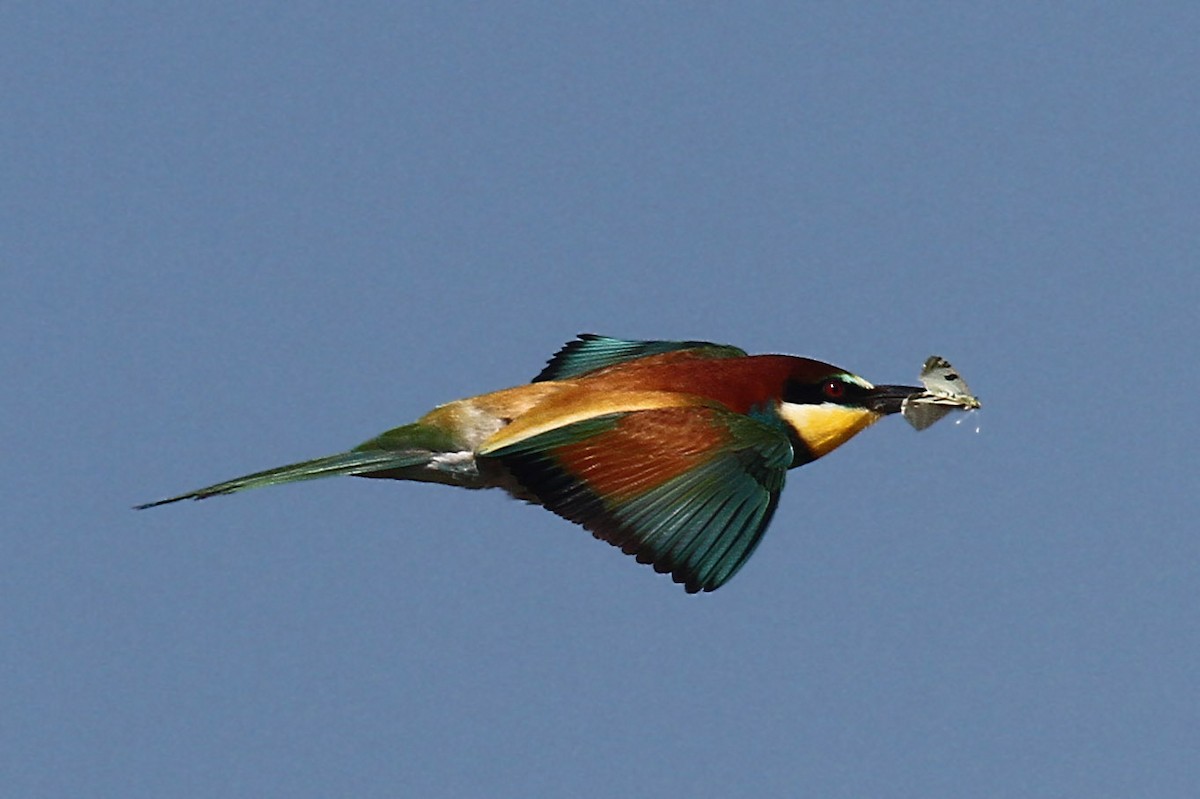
[868,384,924,415]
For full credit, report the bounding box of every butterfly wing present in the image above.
[902,355,982,430]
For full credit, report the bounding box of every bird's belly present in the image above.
[355,450,540,504]
[355,450,488,489]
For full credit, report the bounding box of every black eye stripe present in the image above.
[783,376,865,405]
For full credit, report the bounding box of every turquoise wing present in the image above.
[532,334,747,382]
[481,405,791,592]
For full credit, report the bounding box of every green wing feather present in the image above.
[533,334,747,382]
[482,407,791,592]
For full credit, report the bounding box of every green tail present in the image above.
[134,448,434,509]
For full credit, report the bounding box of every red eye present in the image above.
[822,380,846,400]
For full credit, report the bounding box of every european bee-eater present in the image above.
[139,334,932,593]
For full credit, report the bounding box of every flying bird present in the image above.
[138,334,936,592]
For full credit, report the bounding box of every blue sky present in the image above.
[4,3,1198,797]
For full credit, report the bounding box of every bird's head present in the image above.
[774,359,922,464]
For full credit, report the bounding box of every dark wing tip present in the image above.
[133,494,198,510]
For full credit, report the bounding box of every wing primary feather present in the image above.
[700,494,775,590]
[680,493,750,588]
[485,406,791,592]
[532,334,747,382]
[641,474,730,568]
